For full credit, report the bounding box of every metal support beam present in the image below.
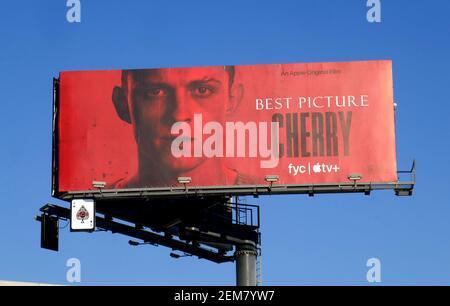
[235,244,258,286]
[38,204,234,263]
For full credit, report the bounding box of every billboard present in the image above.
[55,60,397,196]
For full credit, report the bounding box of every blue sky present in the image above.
[0,0,449,285]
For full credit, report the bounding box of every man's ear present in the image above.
[227,83,243,115]
[112,86,131,124]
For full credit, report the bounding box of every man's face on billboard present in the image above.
[128,67,232,174]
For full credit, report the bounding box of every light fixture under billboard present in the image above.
[92,181,106,188]
[347,174,362,181]
[177,177,192,184]
[264,175,279,183]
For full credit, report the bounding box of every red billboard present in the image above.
[56,60,397,195]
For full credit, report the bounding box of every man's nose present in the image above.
[170,90,192,122]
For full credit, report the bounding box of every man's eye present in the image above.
[145,88,166,97]
[193,86,213,97]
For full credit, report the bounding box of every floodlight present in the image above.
[264,175,279,183]
[92,181,106,188]
[396,189,413,196]
[170,252,193,259]
[177,177,192,184]
[347,174,362,181]
[129,240,158,247]
[128,240,140,246]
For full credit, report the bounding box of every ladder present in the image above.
[256,247,262,286]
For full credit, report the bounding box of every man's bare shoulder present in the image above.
[111,175,138,189]
[225,167,257,185]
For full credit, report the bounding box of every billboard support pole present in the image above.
[235,243,258,286]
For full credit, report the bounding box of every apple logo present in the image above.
[313,163,322,173]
